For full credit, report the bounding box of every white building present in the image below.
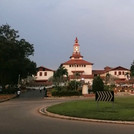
[61,37,94,84]
[93,66,130,85]
[35,66,54,84]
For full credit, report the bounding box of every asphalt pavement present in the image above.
[0,90,134,134]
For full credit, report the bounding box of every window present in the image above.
[119,71,121,75]
[44,72,47,76]
[122,71,124,75]
[114,71,117,75]
[40,72,42,76]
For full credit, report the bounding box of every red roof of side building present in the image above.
[92,70,106,75]
[37,66,54,72]
[110,66,129,71]
[62,59,93,65]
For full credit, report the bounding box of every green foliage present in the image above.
[92,76,104,92]
[2,87,18,94]
[51,88,81,97]
[67,80,81,90]
[130,60,134,77]
[0,24,36,88]
[104,84,115,91]
[53,66,68,86]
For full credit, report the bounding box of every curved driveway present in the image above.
[0,90,134,134]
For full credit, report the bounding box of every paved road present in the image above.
[0,90,134,134]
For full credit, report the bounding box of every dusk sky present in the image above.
[0,0,134,70]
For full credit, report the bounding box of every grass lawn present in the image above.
[47,96,134,121]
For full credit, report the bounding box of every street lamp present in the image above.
[74,63,76,90]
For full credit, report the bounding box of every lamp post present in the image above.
[75,63,76,90]
[18,74,20,88]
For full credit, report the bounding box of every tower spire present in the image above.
[75,37,78,43]
[70,37,83,59]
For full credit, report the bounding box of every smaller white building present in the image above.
[93,66,130,85]
[35,66,54,84]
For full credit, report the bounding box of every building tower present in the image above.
[62,37,93,84]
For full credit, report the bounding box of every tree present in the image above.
[67,80,81,90]
[130,61,134,77]
[105,73,110,85]
[75,72,80,80]
[0,24,36,89]
[105,73,116,85]
[92,76,104,92]
[53,66,68,86]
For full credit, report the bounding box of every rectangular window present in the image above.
[40,72,42,76]
[114,71,117,75]
[122,71,124,75]
[44,72,47,76]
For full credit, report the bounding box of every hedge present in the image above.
[51,89,81,97]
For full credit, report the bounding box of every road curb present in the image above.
[39,106,134,125]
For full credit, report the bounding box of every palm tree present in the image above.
[53,66,68,86]
[125,72,130,80]
[75,72,80,80]
[105,73,110,85]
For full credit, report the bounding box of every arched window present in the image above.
[119,71,121,75]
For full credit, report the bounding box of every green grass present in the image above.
[47,96,134,121]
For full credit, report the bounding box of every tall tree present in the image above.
[130,61,134,77]
[0,24,36,88]
[92,76,104,92]
[53,66,68,86]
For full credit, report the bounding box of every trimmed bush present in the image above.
[51,89,81,97]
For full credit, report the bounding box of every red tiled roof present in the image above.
[62,59,93,65]
[104,66,112,72]
[37,66,54,72]
[110,66,129,71]
[92,70,105,74]
[115,79,127,84]
[70,53,83,59]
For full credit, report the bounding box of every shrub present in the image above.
[92,76,104,92]
[67,80,81,90]
[51,88,81,97]
[2,87,18,94]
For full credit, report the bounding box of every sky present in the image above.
[0,0,134,70]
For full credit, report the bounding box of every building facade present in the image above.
[35,38,130,87]
[61,37,94,84]
[35,66,54,84]
[93,66,130,85]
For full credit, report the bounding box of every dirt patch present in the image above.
[0,94,16,101]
